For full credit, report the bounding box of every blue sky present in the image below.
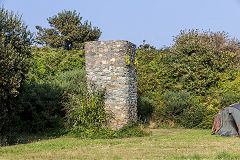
[1,0,240,48]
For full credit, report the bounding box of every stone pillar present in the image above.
[84,40,137,130]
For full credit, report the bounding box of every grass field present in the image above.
[0,128,240,160]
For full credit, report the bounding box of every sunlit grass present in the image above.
[0,128,239,160]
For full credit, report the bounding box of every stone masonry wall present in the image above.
[84,40,137,130]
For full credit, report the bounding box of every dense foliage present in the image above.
[0,7,32,141]
[169,30,239,95]
[17,69,87,133]
[160,91,203,128]
[17,81,63,133]
[136,30,240,128]
[35,10,101,50]
[17,45,86,134]
[65,88,112,138]
[28,47,85,81]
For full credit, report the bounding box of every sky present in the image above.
[1,0,240,48]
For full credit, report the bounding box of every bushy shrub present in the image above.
[113,122,150,138]
[136,43,169,98]
[197,105,220,129]
[0,7,32,141]
[181,105,204,128]
[52,69,86,94]
[17,69,86,133]
[137,96,154,122]
[219,93,240,108]
[169,30,239,96]
[215,71,240,108]
[162,91,195,122]
[28,47,85,81]
[156,91,203,128]
[64,83,115,138]
[17,81,63,133]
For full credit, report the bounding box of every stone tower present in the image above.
[84,40,137,130]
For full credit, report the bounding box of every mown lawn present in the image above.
[0,128,239,160]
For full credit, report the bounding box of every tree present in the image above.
[35,10,101,50]
[0,7,32,140]
[169,30,240,95]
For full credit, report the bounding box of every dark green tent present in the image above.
[212,103,240,137]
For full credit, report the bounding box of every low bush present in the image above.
[65,89,109,138]
[50,69,87,95]
[162,91,195,122]
[17,69,86,133]
[114,122,150,138]
[17,81,63,133]
[137,96,154,122]
[154,91,204,128]
[181,105,204,128]
[197,105,220,129]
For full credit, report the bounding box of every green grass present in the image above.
[0,128,239,160]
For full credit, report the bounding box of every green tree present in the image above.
[35,10,101,50]
[0,7,32,140]
[169,30,240,95]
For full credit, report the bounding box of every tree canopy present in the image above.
[0,7,32,138]
[35,10,101,50]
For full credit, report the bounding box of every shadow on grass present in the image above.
[0,128,66,146]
